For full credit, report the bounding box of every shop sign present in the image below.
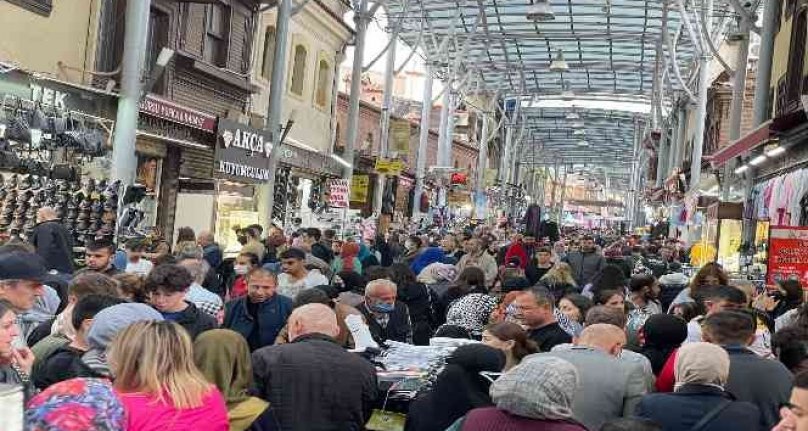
[351,175,370,203]
[139,94,216,132]
[374,158,405,175]
[390,119,411,153]
[767,226,808,287]
[215,118,272,182]
[327,179,350,208]
[0,70,116,117]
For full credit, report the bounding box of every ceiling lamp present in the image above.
[749,154,768,166]
[526,0,555,21]
[765,145,786,157]
[566,112,580,120]
[734,164,749,175]
[573,129,586,136]
[549,49,569,72]
[571,121,585,128]
[577,140,589,147]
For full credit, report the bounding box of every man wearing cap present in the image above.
[0,251,48,312]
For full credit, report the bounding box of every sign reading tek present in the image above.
[215,118,273,183]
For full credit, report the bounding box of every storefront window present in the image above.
[215,181,260,254]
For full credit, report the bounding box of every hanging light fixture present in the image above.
[566,112,580,120]
[577,140,589,147]
[571,120,585,128]
[573,129,586,136]
[549,49,569,72]
[526,0,555,21]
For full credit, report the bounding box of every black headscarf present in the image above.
[405,344,505,431]
[638,313,688,375]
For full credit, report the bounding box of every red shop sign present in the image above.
[767,226,808,287]
[139,94,216,132]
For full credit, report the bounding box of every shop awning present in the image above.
[709,120,774,168]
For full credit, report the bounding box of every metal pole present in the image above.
[436,87,451,167]
[413,67,433,219]
[724,22,750,200]
[342,0,370,183]
[263,0,293,222]
[475,110,490,219]
[444,92,457,166]
[374,34,397,214]
[689,0,712,192]
[671,103,686,172]
[656,124,670,187]
[111,0,151,185]
[753,0,778,125]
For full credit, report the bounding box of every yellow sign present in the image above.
[390,119,411,153]
[374,158,405,175]
[351,175,369,203]
[484,169,498,187]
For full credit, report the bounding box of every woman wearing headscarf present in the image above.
[635,342,761,431]
[410,246,446,275]
[404,344,505,431]
[446,356,587,431]
[638,314,688,377]
[331,241,362,275]
[25,378,126,431]
[193,329,277,431]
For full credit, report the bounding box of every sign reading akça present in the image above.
[215,119,273,183]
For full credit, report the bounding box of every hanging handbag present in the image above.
[59,115,85,150]
[5,99,31,143]
[81,127,105,157]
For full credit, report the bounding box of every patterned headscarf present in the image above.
[416,263,458,284]
[492,356,578,421]
[26,378,125,431]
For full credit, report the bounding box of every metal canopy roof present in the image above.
[382,0,755,191]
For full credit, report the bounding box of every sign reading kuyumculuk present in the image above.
[215,118,273,182]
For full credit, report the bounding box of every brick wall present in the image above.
[705,69,758,155]
[335,93,479,177]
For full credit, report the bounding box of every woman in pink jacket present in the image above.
[108,320,229,431]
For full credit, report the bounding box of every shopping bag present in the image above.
[366,409,406,431]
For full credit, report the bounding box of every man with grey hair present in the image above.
[197,230,222,270]
[252,303,377,431]
[178,258,223,321]
[176,242,223,296]
[357,279,412,345]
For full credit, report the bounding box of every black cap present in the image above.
[0,252,48,281]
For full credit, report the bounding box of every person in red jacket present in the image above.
[504,235,528,270]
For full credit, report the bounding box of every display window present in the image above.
[215,181,260,255]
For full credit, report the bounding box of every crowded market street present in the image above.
[1,0,808,430]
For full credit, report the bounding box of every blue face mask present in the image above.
[370,301,395,314]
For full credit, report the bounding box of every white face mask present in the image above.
[234,265,249,275]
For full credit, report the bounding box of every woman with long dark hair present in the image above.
[389,263,434,345]
[482,322,538,371]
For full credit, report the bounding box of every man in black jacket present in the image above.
[702,310,793,430]
[30,207,74,274]
[252,303,377,431]
[358,279,413,345]
[303,228,333,264]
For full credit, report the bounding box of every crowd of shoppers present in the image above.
[2,222,808,431]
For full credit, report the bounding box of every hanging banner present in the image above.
[767,226,808,287]
[351,175,370,203]
[327,179,350,208]
[390,119,411,153]
[374,158,405,175]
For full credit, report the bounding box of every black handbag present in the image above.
[81,127,105,157]
[5,100,31,143]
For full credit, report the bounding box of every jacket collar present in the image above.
[722,345,754,355]
[291,332,338,345]
[675,384,731,397]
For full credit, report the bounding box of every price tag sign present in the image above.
[327,179,350,208]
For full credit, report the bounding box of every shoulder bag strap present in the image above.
[690,398,732,431]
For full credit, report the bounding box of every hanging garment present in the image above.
[523,204,542,238]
